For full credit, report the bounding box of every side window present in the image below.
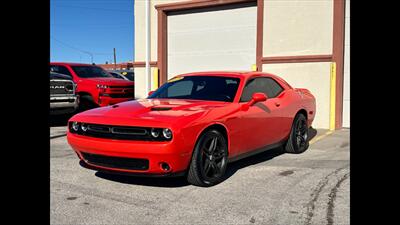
[264,78,284,98]
[166,80,193,97]
[50,65,72,77]
[240,77,283,102]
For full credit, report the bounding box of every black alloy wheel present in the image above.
[284,113,309,153]
[187,130,228,187]
[295,117,308,149]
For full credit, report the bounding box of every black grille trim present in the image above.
[109,85,135,89]
[81,152,149,171]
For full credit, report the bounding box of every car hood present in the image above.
[71,98,229,128]
[83,77,134,86]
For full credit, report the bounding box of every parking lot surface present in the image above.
[50,125,349,225]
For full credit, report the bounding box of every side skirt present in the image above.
[227,140,286,163]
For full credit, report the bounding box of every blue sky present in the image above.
[50,0,134,64]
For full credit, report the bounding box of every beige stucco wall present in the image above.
[263,0,333,56]
[342,0,350,127]
[134,66,159,99]
[134,0,336,129]
[134,0,183,99]
[263,62,331,129]
[135,0,183,62]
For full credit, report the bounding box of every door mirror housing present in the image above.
[241,92,268,111]
[251,92,267,104]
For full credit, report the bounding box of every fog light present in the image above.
[81,123,88,132]
[72,122,79,131]
[151,128,160,138]
[162,128,172,139]
[160,162,170,171]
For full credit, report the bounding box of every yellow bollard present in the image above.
[329,62,336,131]
[152,67,159,90]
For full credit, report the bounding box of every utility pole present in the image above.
[113,48,117,70]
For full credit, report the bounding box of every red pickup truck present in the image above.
[50,62,135,111]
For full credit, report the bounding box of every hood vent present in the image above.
[150,107,172,111]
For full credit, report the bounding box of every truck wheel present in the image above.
[78,95,97,112]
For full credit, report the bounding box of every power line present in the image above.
[52,4,133,13]
[50,36,113,63]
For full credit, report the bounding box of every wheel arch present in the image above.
[296,109,308,120]
[196,122,230,156]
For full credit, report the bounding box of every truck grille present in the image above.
[50,80,75,95]
[81,152,149,171]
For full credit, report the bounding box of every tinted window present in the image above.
[50,65,72,77]
[240,77,283,102]
[71,66,113,78]
[148,76,240,102]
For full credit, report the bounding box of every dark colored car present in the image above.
[107,70,134,81]
[108,71,130,81]
[50,72,79,115]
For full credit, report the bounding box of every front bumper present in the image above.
[98,96,134,107]
[67,132,192,175]
[50,96,78,114]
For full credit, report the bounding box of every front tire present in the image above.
[187,130,228,187]
[284,113,309,153]
[78,95,97,112]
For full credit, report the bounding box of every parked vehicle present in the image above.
[67,71,316,187]
[50,62,135,111]
[50,72,79,115]
[108,71,130,81]
[107,70,134,81]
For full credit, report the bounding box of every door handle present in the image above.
[275,102,280,107]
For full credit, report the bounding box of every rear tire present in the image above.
[187,130,228,187]
[284,113,309,153]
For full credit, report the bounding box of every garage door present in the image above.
[167,2,257,79]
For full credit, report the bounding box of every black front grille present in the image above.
[81,152,149,170]
[108,93,134,98]
[69,123,171,141]
[109,85,134,89]
[50,80,75,95]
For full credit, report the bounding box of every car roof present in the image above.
[51,62,98,66]
[177,71,280,79]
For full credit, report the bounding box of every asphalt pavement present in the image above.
[50,123,349,225]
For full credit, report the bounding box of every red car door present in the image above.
[236,77,287,154]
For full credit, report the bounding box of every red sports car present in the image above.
[67,71,315,186]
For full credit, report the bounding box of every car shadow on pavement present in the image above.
[93,128,318,188]
[95,172,190,188]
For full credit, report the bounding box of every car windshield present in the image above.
[71,66,113,78]
[148,76,240,102]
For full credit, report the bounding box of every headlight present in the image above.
[96,84,109,89]
[150,128,160,138]
[162,128,172,139]
[72,122,79,131]
[81,123,88,132]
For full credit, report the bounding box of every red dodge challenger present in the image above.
[67,71,316,186]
